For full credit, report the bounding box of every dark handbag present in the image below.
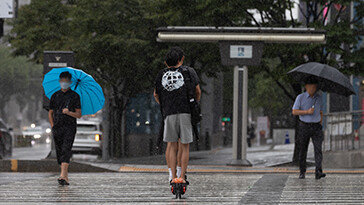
[181,66,201,124]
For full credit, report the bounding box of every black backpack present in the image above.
[180,66,202,124]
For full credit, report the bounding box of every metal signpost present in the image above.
[43,51,75,158]
[157,27,326,166]
[220,41,264,166]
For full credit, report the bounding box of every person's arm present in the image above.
[63,108,82,119]
[292,94,314,116]
[48,110,54,128]
[63,94,82,119]
[154,89,160,104]
[195,85,201,101]
[49,95,55,127]
[292,108,314,116]
[320,96,324,124]
[189,67,201,101]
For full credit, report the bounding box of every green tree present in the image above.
[7,0,71,63]
[69,0,153,158]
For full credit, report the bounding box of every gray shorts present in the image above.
[163,113,193,144]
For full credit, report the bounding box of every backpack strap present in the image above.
[179,66,195,101]
[157,69,168,119]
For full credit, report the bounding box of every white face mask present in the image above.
[60,82,71,89]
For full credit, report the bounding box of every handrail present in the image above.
[323,110,363,151]
[323,110,364,116]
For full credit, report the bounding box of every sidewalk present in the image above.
[83,144,325,173]
[113,144,309,166]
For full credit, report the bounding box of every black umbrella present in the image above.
[287,62,356,96]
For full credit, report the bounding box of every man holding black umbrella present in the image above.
[292,77,326,180]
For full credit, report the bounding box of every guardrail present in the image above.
[323,110,364,151]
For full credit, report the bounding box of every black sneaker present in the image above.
[299,173,305,179]
[315,172,326,180]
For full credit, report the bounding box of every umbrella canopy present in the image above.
[287,62,355,96]
[42,67,105,115]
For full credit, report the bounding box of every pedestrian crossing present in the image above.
[0,173,364,204]
[0,173,259,204]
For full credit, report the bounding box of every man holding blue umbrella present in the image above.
[43,67,104,185]
[48,71,81,186]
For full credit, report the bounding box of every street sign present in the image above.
[219,42,263,66]
[230,45,253,58]
[0,0,14,18]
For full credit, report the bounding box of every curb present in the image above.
[0,159,115,172]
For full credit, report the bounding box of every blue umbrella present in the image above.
[42,67,105,115]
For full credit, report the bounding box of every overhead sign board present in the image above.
[43,51,75,74]
[0,0,14,18]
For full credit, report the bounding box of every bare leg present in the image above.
[166,143,170,168]
[168,142,178,179]
[60,162,69,182]
[177,139,182,167]
[180,143,190,180]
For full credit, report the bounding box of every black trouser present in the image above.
[52,125,76,165]
[298,121,323,173]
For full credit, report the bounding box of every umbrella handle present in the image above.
[66,99,70,109]
[74,79,81,90]
[311,97,318,109]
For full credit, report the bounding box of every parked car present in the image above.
[72,120,103,155]
[0,119,13,158]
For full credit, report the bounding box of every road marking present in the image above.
[239,175,288,204]
[10,159,18,172]
[118,166,364,174]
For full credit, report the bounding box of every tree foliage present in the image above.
[8,0,71,63]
